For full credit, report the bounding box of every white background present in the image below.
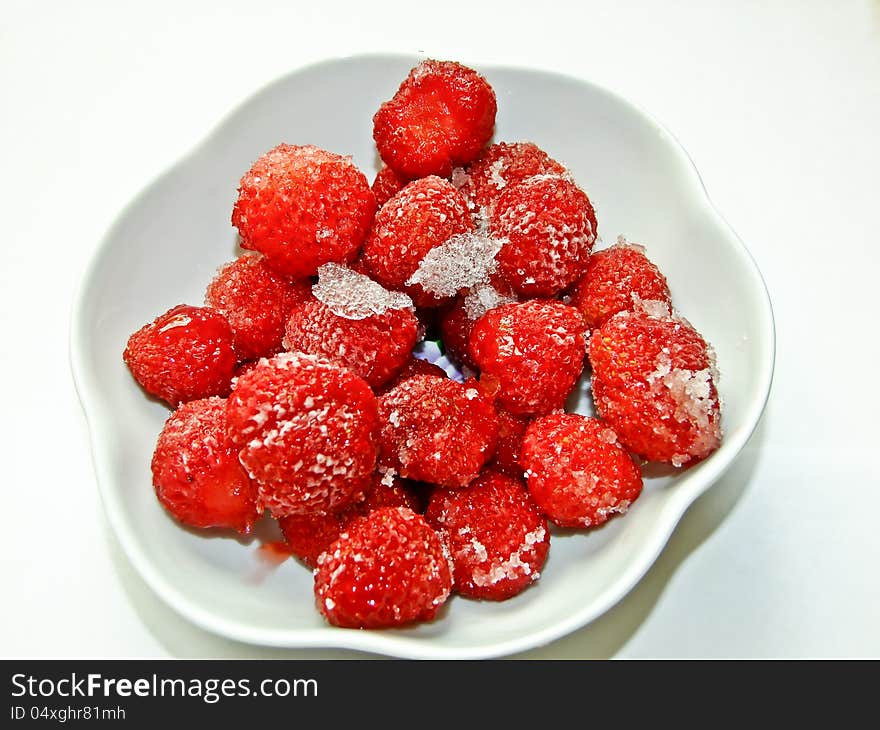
[2,0,878,658]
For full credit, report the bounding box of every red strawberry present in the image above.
[490,175,597,297]
[279,509,354,569]
[377,355,448,395]
[361,176,473,307]
[279,472,424,568]
[151,397,259,533]
[469,300,587,416]
[490,407,530,478]
[438,274,518,371]
[459,141,566,216]
[314,507,453,629]
[226,352,379,516]
[569,239,671,329]
[371,164,409,207]
[282,264,419,389]
[588,306,722,466]
[373,60,496,178]
[205,253,310,361]
[377,374,498,488]
[232,144,376,278]
[520,414,642,528]
[426,470,549,600]
[124,304,237,407]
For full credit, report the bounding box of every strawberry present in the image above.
[469,300,587,416]
[377,374,498,488]
[151,397,259,533]
[520,414,642,528]
[569,239,671,329]
[314,507,452,629]
[205,253,310,361]
[124,304,237,407]
[226,352,379,516]
[362,176,473,307]
[589,305,722,466]
[490,175,597,297]
[426,470,549,600]
[232,144,376,278]
[373,60,496,178]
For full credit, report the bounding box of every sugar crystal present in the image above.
[313,263,413,320]
[405,231,504,298]
[462,280,518,321]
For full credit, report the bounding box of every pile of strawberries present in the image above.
[123,60,723,630]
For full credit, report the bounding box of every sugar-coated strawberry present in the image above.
[490,175,597,297]
[438,277,518,371]
[314,507,453,629]
[372,164,409,207]
[378,375,498,488]
[205,253,311,361]
[280,472,424,568]
[490,407,530,477]
[589,305,722,466]
[459,141,566,216]
[226,352,379,516]
[232,144,376,278]
[282,265,419,389]
[569,238,671,329]
[124,304,237,407]
[283,299,418,389]
[373,60,497,178]
[426,471,548,600]
[362,176,473,307]
[469,300,587,416]
[520,414,642,528]
[151,397,259,533]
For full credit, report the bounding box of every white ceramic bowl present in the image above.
[71,54,774,659]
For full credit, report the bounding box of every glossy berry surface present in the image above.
[232,144,376,278]
[226,352,380,516]
[151,397,259,533]
[124,304,237,407]
[314,507,453,629]
[520,414,642,528]
[426,470,549,600]
[373,60,497,178]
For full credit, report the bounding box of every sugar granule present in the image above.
[631,292,672,318]
[405,231,505,298]
[313,263,413,320]
[462,280,518,321]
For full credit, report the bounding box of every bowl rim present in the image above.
[69,52,775,659]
